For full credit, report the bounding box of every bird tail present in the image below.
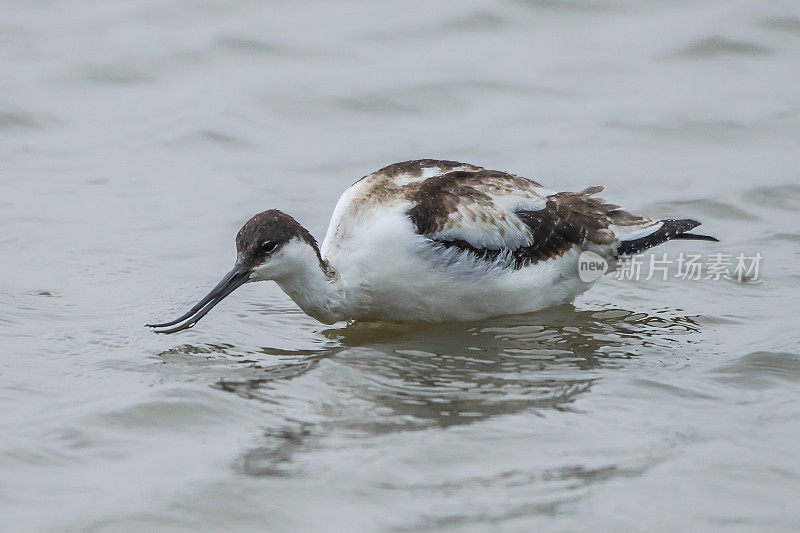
[615,218,718,256]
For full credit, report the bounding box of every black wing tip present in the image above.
[617,218,718,255]
[672,232,719,243]
[665,218,718,241]
[667,218,701,232]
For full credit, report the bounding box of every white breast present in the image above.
[324,209,590,322]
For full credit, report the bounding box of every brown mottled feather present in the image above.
[328,160,669,269]
[406,174,647,268]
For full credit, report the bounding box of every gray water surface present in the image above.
[2,0,800,531]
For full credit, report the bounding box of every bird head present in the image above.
[148,209,320,333]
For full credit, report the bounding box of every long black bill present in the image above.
[147,264,250,334]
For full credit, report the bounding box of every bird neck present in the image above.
[272,239,346,324]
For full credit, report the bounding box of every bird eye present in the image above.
[262,241,278,253]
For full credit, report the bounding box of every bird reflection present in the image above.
[198,305,701,477]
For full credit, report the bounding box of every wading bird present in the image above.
[148,159,717,333]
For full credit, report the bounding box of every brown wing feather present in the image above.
[410,181,647,269]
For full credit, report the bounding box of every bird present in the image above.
[147,159,717,333]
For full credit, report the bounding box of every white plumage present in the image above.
[319,164,573,322]
[149,160,717,333]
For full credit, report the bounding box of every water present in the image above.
[2,0,800,530]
